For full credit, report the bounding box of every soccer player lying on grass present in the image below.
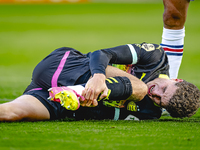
[0,43,199,122]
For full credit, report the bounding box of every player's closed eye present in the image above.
[163,87,167,93]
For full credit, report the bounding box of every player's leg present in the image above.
[161,0,191,79]
[0,95,50,121]
[163,0,190,29]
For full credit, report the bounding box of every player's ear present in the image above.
[171,79,183,82]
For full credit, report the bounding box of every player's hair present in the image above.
[165,80,200,118]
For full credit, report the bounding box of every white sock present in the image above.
[67,85,85,96]
[160,27,185,79]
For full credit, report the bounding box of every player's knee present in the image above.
[163,9,185,29]
[163,0,188,29]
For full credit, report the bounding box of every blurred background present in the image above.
[0,0,199,102]
[0,0,161,3]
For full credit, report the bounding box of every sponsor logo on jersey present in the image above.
[141,43,155,51]
[127,101,138,112]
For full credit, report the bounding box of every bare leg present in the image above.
[161,0,191,79]
[0,95,50,122]
[163,0,190,29]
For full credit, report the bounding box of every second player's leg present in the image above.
[163,0,190,29]
[161,0,191,79]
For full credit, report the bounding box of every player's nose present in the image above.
[152,87,163,97]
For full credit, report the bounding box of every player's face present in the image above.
[146,78,183,108]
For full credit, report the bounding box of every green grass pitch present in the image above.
[0,1,200,150]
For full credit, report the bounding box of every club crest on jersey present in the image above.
[141,43,155,51]
[127,101,138,112]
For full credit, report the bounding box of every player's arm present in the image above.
[82,44,146,105]
[82,44,136,105]
[89,44,137,76]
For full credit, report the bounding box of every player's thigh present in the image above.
[8,95,50,121]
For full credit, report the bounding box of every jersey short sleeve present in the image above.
[133,43,164,66]
[112,43,169,82]
[132,43,169,83]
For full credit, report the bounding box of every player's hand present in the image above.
[81,73,108,107]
